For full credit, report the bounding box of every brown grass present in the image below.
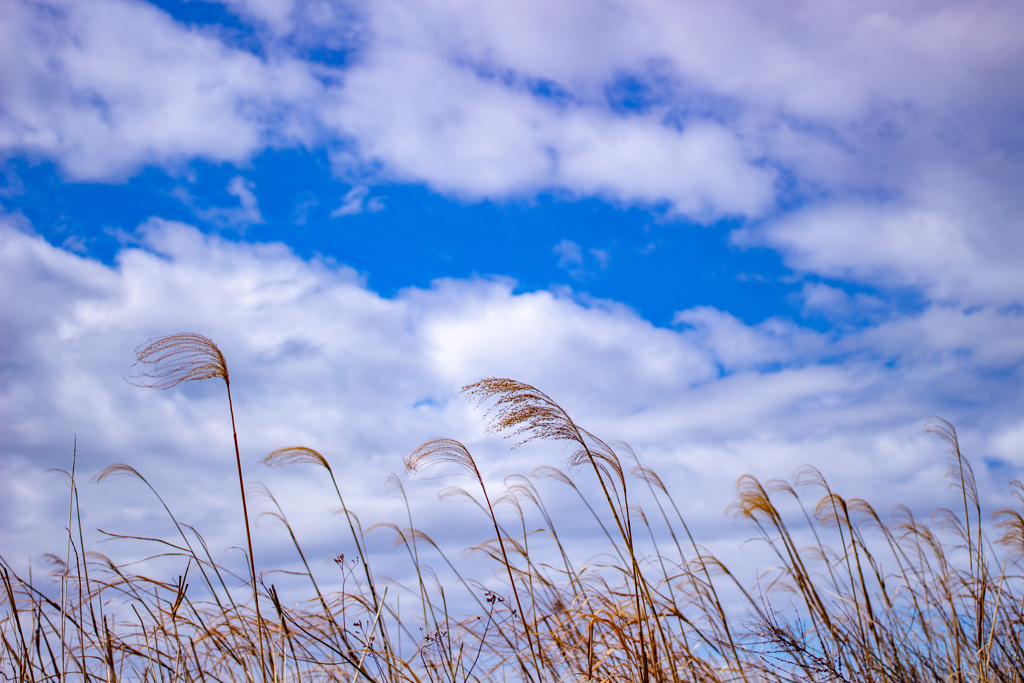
[3,337,1023,682]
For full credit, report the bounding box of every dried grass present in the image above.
[4,350,1023,682]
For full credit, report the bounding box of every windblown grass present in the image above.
[3,337,1023,682]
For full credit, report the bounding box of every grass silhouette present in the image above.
[3,334,1023,682]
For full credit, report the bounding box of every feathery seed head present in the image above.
[926,416,980,507]
[729,475,780,522]
[129,333,229,389]
[462,378,580,447]
[91,463,147,485]
[463,378,621,481]
[263,447,332,472]
[531,465,576,488]
[630,464,667,494]
[404,438,482,484]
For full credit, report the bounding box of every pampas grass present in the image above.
[130,333,266,681]
[3,335,1023,682]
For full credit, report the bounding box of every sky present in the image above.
[2,0,1024,597]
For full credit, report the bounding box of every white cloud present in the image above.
[0,0,323,180]
[327,45,776,215]
[554,116,774,218]
[552,239,594,281]
[176,175,265,227]
[3,0,1022,298]
[736,192,1024,306]
[330,185,385,217]
[552,239,582,269]
[3,218,1023,586]
[673,307,825,371]
[992,422,1024,462]
[2,0,1024,590]
[397,0,1024,122]
[797,282,883,321]
[227,176,262,219]
[12,1,1020,210]
[221,0,296,35]
[339,0,1024,201]
[552,240,613,279]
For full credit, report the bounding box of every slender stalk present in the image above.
[59,437,76,683]
[226,382,266,683]
[477,478,540,683]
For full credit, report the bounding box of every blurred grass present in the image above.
[3,337,1023,682]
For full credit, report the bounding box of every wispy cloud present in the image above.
[590,248,611,269]
[797,282,884,322]
[175,176,264,228]
[553,239,589,280]
[330,185,385,217]
[553,239,583,269]
[553,240,612,279]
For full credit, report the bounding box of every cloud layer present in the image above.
[4,0,1022,305]
[2,0,1023,595]
[3,217,1022,583]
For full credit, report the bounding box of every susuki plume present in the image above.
[7,370,1024,683]
[462,378,623,480]
[404,438,482,483]
[263,446,332,473]
[462,378,581,447]
[129,333,229,389]
[125,331,267,682]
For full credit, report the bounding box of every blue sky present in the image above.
[5,152,799,327]
[2,0,1024,587]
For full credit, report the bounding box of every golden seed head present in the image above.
[129,333,229,390]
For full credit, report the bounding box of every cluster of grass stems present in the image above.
[3,334,1024,682]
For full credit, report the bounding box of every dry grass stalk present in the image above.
[3,373,1023,683]
[130,332,267,682]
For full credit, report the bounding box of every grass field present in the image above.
[3,334,1023,682]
